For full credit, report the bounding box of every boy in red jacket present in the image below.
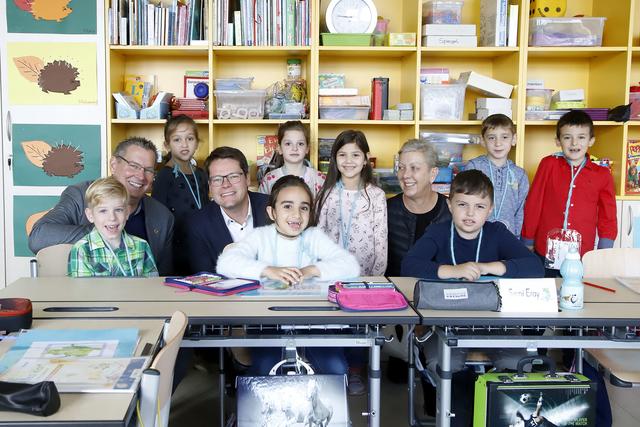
[521,110,617,274]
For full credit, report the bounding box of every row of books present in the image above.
[213,0,310,46]
[108,0,207,46]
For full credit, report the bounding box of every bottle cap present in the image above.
[565,246,580,260]
[287,58,301,65]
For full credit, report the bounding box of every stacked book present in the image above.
[550,89,586,110]
[318,87,371,120]
[479,0,519,47]
[171,97,208,119]
[574,108,609,121]
[422,24,477,47]
[214,0,310,46]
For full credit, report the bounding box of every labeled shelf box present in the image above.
[529,17,606,47]
[319,106,370,120]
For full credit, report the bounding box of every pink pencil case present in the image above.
[335,288,408,312]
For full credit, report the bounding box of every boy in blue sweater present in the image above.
[402,169,544,279]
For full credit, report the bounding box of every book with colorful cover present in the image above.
[164,272,260,295]
[122,74,157,108]
[626,140,640,195]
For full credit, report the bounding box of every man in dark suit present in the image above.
[28,137,174,275]
[185,147,269,273]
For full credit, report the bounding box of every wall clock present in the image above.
[326,0,378,34]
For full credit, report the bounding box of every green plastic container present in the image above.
[321,33,372,46]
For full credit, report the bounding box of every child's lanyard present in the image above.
[487,160,512,221]
[337,181,361,250]
[449,222,483,265]
[562,158,586,230]
[102,233,134,276]
[173,163,202,210]
[272,226,304,267]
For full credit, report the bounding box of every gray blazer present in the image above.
[28,180,174,275]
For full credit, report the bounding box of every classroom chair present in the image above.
[137,311,188,427]
[582,248,640,388]
[30,244,73,277]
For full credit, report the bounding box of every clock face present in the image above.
[326,0,377,34]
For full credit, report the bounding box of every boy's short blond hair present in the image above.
[481,114,516,137]
[85,177,129,209]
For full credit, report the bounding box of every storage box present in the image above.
[319,106,370,120]
[215,78,253,90]
[529,17,606,47]
[214,89,266,119]
[321,33,371,46]
[422,1,464,24]
[140,102,170,119]
[115,102,139,119]
[385,32,417,46]
[526,89,553,111]
[420,83,466,120]
[459,71,513,99]
[630,90,640,120]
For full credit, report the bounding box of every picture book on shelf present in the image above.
[164,272,260,296]
[626,140,640,195]
[122,74,157,108]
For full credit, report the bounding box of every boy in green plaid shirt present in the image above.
[68,177,158,277]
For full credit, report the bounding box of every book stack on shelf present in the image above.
[109,0,208,46]
[213,0,310,46]
[479,0,518,47]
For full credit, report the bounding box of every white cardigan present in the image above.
[216,224,360,281]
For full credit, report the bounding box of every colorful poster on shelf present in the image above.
[13,196,59,257]
[12,124,101,186]
[625,140,640,195]
[7,42,97,105]
[6,0,97,34]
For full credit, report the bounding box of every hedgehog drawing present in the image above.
[13,56,80,95]
[13,0,73,22]
[21,140,85,178]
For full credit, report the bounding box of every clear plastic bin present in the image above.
[215,78,254,90]
[214,90,266,119]
[526,88,553,111]
[422,1,463,25]
[529,17,606,47]
[420,83,466,120]
[319,106,370,120]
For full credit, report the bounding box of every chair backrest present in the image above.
[150,311,188,422]
[582,248,640,278]
[34,244,74,277]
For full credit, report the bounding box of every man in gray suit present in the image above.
[29,137,174,275]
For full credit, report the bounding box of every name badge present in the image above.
[498,278,558,313]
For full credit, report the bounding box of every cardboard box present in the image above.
[115,102,139,119]
[459,71,513,99]
[422,24,476,36]
[552,89,585,102]
[423,35,478,47]
[476,98,513,109]
[385,32,417,46]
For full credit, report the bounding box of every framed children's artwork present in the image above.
[5,0,97,35]
[13,196,59,257]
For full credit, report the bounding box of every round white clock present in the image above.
[326,0,378,34]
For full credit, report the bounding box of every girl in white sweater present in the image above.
[217,176,360,283]
[217,176,360,377]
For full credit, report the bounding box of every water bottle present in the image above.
[559,246,584,310]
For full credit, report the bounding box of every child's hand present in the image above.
[438,263,482,281]
[300,265,320,280]
[477,261,507,277]
[262,266,303,285]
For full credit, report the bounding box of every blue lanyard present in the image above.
[450,222,483,265]
[487,159,513,221]
[337,181,361,249]
[173,163,202,210]
[272,226,304,267]
[562,157,586,230]
[102,232,134,276]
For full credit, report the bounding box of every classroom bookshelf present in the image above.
[105,0,640,196]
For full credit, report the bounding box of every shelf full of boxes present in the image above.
[105,0,640,196]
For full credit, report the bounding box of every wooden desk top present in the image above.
[0,319,165,426]
[390,277,640,327]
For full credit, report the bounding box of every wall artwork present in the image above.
[13,196,59,257]
[7,42,97,105]
[12,124,101,186]
[6,0,97,34]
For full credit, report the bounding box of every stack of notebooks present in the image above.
[164,272,259,295]
[171,97,208,119]
[574,108,609,121]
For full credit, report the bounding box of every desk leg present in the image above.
[369,341,381,427]
[408,327,417,426]
[437,331,452,427]
[219,348,225,427]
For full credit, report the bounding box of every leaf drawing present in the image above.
[21,140,52,168]
[13,56,44,82]
[25,210,50,236]
[13,0,32,12]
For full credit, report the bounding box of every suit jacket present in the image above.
[184,191,269,274]
[28,180,175,275]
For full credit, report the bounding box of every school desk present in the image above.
[0,276,420,427]
[0,318,165,427]
[390,277,640,427]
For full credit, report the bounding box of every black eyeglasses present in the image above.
[209,172,245,187]
[115,155,156,177]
